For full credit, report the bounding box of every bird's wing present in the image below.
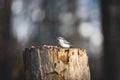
[64,40,72,46]
[64,39,69,43]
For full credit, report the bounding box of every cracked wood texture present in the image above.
[23,47,90,80]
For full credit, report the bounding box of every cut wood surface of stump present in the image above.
[23,46,90,80]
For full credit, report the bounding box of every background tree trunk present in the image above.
[0,0,24,80]
[23,47,90,80]
[101,0,120,80]
[0,0,12,79]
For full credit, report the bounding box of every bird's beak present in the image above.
[56,37,58,40]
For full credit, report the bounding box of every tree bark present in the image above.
[23,46,90,80]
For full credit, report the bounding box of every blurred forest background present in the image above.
[0,0,120,80]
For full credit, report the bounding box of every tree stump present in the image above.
[23,46,90,80]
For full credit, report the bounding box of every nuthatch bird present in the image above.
[57,37,72,48]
